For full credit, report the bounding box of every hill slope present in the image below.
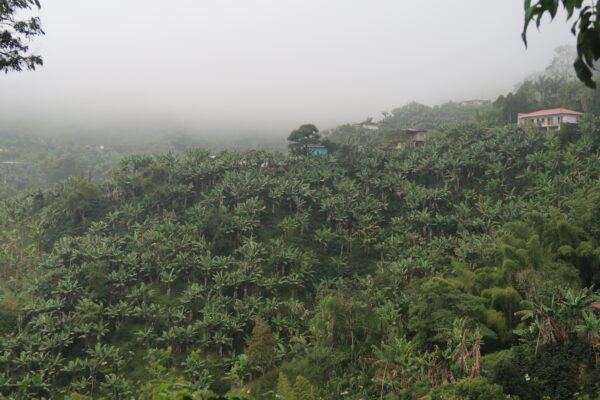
[1,121,600,399]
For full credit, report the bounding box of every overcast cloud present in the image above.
[0,1,577,136]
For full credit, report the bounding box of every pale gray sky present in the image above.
[0,1,577,136]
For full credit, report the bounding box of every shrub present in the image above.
[428,377,512,400]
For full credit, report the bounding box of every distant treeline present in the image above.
[0,130,286,199]
[324,45,600,145]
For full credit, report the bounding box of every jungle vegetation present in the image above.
[0,130,287,200]
[1,114,600,399]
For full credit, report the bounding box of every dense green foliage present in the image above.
[324,102,483,145]
[1,118,599,399]
[287,125,321,155]
[0,130,287,200]
[0,132,122,199]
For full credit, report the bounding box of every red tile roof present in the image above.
[518,108,584,117]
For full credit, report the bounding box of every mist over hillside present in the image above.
[2,2,600,399]
[0,1,578,137]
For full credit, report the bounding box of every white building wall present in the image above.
[518,113,580,126]
[563,114,578,123]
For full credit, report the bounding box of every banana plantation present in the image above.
[1,120,600,399]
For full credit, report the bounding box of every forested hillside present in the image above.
[325,46,600,147]
[0,133,122,199]
[0,130,286,200]
[1,117,599,399]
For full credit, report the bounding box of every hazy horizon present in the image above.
[0,1,578,138]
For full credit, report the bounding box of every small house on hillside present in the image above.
[386,129,428,149]
[459,99,490,107]
[517,108,583,131]
[406,129,427,145]
[353,118,379,130]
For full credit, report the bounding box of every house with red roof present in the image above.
[517,108,583,131]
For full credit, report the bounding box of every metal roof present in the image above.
[517,108,584,117]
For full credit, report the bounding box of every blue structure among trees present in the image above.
[306,145,327,155]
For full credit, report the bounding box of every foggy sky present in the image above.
[0,1,578,136]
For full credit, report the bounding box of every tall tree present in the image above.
[545,45,577,82]
[522,0,600,88]
[0,0,44,72]
[287,124,321,155]
[245,319,276,375]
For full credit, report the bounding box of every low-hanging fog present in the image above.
[0,1,577,139]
